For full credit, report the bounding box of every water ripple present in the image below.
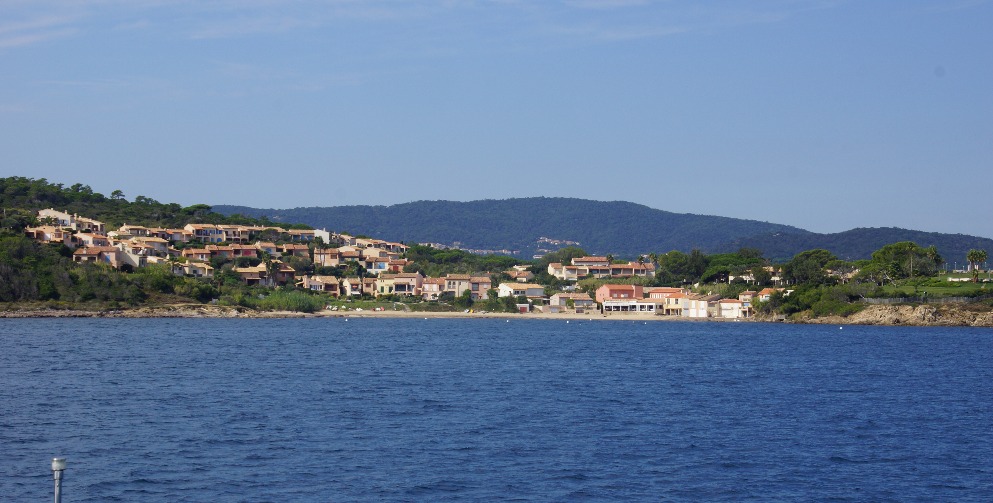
[1,318,991,501]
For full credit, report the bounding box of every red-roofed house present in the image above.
[594,284,644,304]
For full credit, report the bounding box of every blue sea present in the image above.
[1,318,991,501]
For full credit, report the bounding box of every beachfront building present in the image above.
[421,278,445,301]
[497,283,545,301]
[340,277,364,297]
[548,293,596,313]
[718,299,748,319]
[594,284,644,304]
[375,272,424,297]
[602,298,664,314]
[442,275,493,300]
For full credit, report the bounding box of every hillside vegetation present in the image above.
[1,176,283,230]
[215,199,993,261]
[216,198,810,257]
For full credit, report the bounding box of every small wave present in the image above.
[407,479,469,494]
[829,455,872,464]
[550,472,590,481]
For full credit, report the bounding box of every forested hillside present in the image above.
[730,228,993,264]
[0,176,280,230]
[215,198,993,262]
[214,198,811,257]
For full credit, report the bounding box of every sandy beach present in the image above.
[3,303,991,326]
[0,304,701,322]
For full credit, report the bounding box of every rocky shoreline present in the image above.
[3,303,992,326]
[795,304,993,327]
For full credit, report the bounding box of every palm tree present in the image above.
[905,242,919,279]
[167,255,183,276]
[310,236,325,265]
[260,250,277,287]
[924,245,942,275]
[966,249,988,282]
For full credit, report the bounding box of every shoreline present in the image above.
[2,303,992,326]
[0,305,692,322]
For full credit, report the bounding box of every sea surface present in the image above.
[1,318,991,502]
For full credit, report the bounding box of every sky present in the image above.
[2,0,991,238]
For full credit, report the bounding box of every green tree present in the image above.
[966,249,988,282]
[454,289,474,309]
[782,249,836,285]
[751,265,772,285]
[869,241,941,280]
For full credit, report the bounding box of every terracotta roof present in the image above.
[507,283,543,290]
[600,284,638,291]
[84,245,118,252]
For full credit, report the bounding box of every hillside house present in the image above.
[37,209,105,234]
[72,246,122,268]
[233,261,295,286]
[505,269,535,282]
[299,275,340,295]
[75,233,111,248]
[25,226,75,247]
[181,248,212,262]
[314,248,341,268]
[185,224,225,243]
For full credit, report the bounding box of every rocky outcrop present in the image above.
[803,304,993,327]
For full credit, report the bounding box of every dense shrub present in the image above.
[255,290,326,313]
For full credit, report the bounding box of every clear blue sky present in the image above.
[2,1,991,238]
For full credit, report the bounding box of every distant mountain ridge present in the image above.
[214,197,993,262]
